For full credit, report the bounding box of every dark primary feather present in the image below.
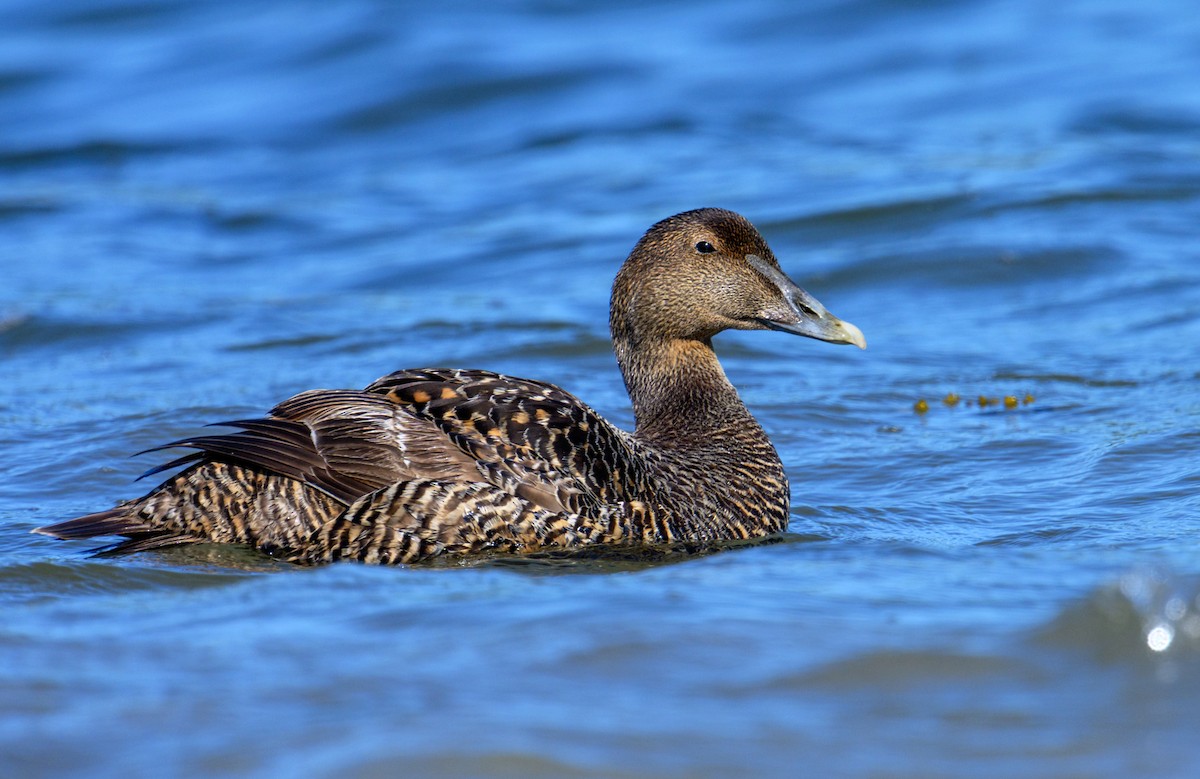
[35,208,864,565]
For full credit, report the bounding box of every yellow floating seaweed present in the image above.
[913,391,1035,414]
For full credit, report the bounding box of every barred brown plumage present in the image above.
[35,208,865,565]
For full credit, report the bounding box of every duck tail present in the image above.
[33,507,186,556]
[34,507,137,540]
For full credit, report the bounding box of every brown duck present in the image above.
[35,208,865,565]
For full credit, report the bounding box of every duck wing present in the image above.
[364,368,650,514]
[282,368,661,565]
[138,368,647,516]
[137,387,478,504]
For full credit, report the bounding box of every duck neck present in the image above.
[614,334,762,446]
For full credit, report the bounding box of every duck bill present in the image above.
[748,255,867,349]
[761,306,866,349]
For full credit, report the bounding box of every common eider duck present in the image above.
[35,208,865,565]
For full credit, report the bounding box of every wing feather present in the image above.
[128,368,650,517]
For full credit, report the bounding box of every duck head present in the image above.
[611,208,866,350]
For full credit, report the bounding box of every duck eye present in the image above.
[695,241,716,254]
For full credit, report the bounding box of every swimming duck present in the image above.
[35,208,865,565]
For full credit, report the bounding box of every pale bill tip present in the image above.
[835,318,867,350]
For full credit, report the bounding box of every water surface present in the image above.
[3,1,1199,776]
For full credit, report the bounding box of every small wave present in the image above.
[0,554,270,605]
[1036,568,1200,662]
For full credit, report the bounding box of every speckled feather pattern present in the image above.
[37,208,860,565]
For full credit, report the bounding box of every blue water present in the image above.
[3,0,1200,776]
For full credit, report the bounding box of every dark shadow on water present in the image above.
[72,532,828,576]
[428,531,827,576]
[148,543,299,574]
[456,537,782,575]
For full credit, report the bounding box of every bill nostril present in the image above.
[792,296,819,318]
